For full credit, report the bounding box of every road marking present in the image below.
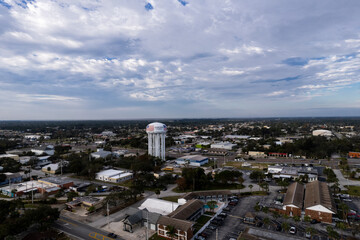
[59,218,78,227]
[89,232,114,240]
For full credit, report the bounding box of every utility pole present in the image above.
[107,201,110,227]
[60,159,63,176]
[31,182,34,204]
[145,210,149,240]
[216,228,218,240]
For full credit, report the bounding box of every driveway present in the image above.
[333,169,360,189]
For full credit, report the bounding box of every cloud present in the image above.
[1,0,360,119]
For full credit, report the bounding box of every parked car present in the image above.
[311,219,319,224]
[207,225,217,230]
[305,232,311,239]
[223,207,231,212]
[256,221,263,227]
[289,226,296,234]
[219,212,227,218]
[275,225,282,231]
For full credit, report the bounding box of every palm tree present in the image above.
[249,184,253,192]
[281,222,290,232]
[166,225,178,240]
[306,227,316,237]
[338,203,349,221]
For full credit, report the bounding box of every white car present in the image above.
[305,232,311,239]
[289,226,296,234]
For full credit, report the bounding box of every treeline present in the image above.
[176,168,243,191]
[0,200,59,239]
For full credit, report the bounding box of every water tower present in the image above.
[146,122,167,160]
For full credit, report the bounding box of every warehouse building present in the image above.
[176,155,209,166]
[282,182,304,217]
[95,169,133,183]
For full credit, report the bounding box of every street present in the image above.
[54,216,123,240]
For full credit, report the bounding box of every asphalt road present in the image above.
[54,215,124,240]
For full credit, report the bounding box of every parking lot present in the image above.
[197,194,348,240]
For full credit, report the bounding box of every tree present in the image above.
[281,222,290,232]
[304,215,311,222]
[338,203,349,221]
[166,225,178,240]
[250,171,265,184]
[306,227,316,237]
[0,174,6,183]
[67,191,78,202]
[327,226,340,240]
[249,184,253,192]
[263,217,270,226]
[293,216,300,222]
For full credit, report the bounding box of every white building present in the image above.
[312,130,332,137]
[31,145,55,156]
[210,142,237,150]
[146,122,167,160]
[95,169,133,183]
[139,198,180,215]
[91,149,112,159]
[0,154,19,161]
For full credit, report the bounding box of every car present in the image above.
[223,207,231,212]
[219,212,227,218]
[107,233,114,237]
[311,219,319,224]
[207,225,217,230]
[256,221,263,227]
[289,226,296,234]
[305,232,311,239]
[275,225,282,231]
[229,201,238,206]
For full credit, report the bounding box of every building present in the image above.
[0,180,63,197]
[168,199,204,222]
[157,216,194,240]
[304,180,336,223]
[41,162,68,174]
[91,149,112,159]
[139,198,180,215]
[180,190,231,203]
[248,151,266,158]
[146,122,167,160]
[122,207,161,233]
[0,154,19,161]
[31,145,55,156]
[282,182,304,217]
[210,142,237,150]
[0,172,22,185]
[268,152,288,158]
[38,177,74,189]
[66,196,104,211]
[95,169,133,183]
[349,152,360,158]
[176,155,209,166]
[312,130,332,137]
[268,166,318,182]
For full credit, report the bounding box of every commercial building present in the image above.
[349,152,360,158]
[66,196,104,211]
[210,142,237,150]
[0,172,22,186]
[95,169,133,183]
[267,166,318,182]
[304,180,336,223]
[91,149,112,159]
[248,151,266,158]
[157,216,194,240]
[122,207,161,233]
[31,145,55,156]
[38,177,74,189]
[176,155,209,166]
[0,154,19,161]
[146,122,167,160]
[139,198,180,215]
[312,130,332,137]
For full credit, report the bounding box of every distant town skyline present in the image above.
[0,0,360,120]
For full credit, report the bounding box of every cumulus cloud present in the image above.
[1,0,360,119]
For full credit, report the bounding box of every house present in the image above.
[282,182,304,217]
[139,198,180,215]
[122,207,161,233]
[41,162,68,174]
[175,155,209,166]
[157,216,194,240]
[95,169,133,183]
[304,180,336,223]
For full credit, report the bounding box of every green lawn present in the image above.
[343,185,360,196]
[172,183,244,193]
[193,215,212,233]
[160,196,181,202]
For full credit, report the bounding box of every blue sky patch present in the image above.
[282,57,309,66]
[145,3,153,11]
[0,0,11,9]
[178,0,188,6]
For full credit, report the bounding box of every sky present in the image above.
[0,0,360,120]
